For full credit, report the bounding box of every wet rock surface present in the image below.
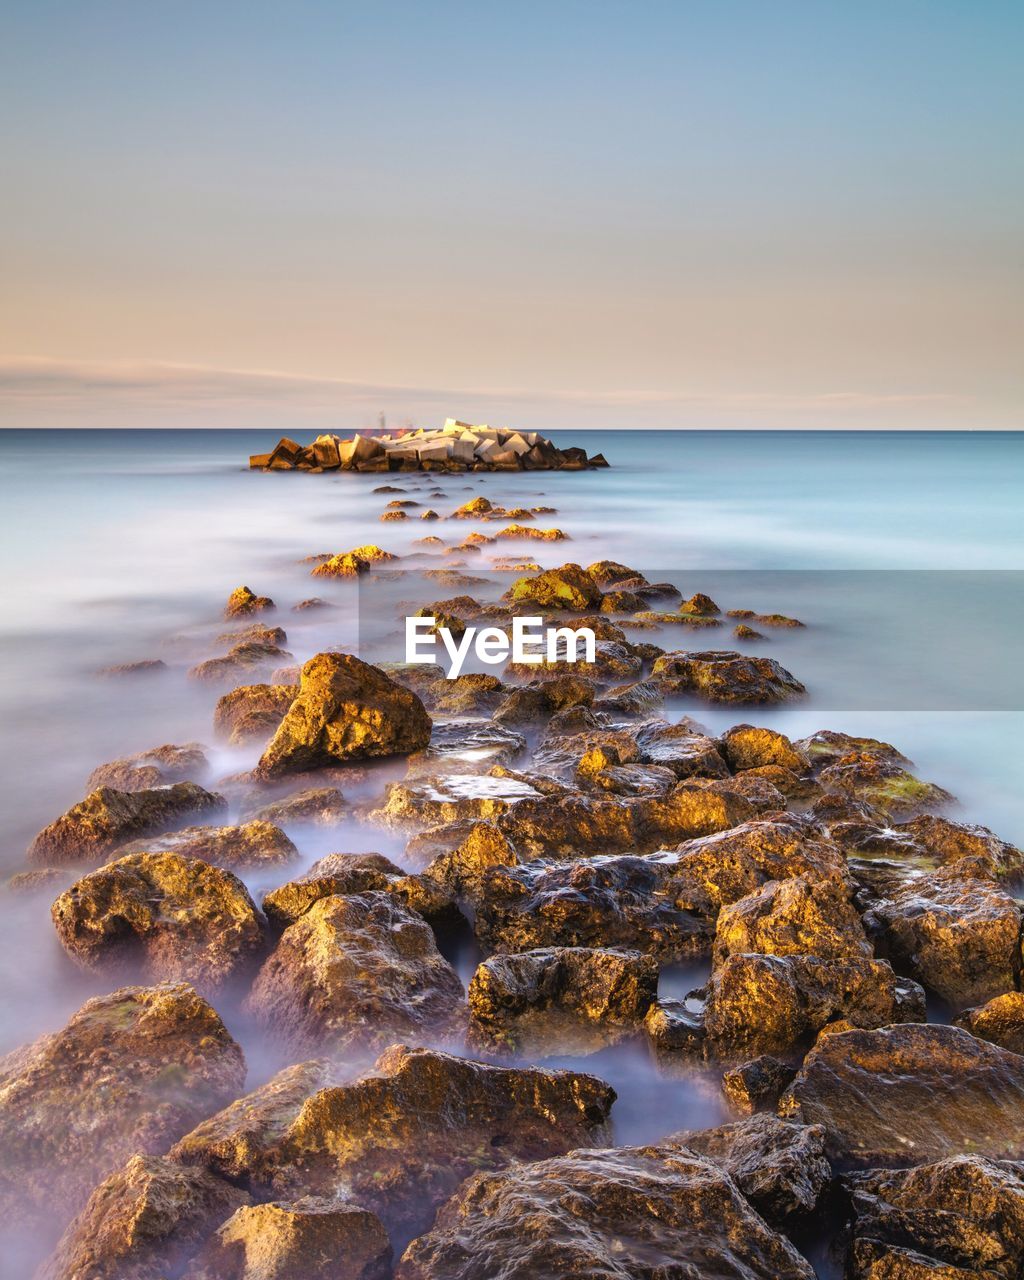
[117,819,298,868]
[652,649,806,703]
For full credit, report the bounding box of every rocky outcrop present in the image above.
[720,724,809,774]
[779,1023,1024,1166]
[244,892,465,1054]
[505,563,602,611]
[51,852,267,992]
[468,946,658,1054]
[0,983,245,1229]
[244,787,347,826]
[255,653,431,778]
[86,743,209,793]
[213,683,298,745]
[652,650,806,703]
[183,1198,392,1280]
[28,783,227,865]
[37,1153,249,1280]
[117,819,298,869]
[224,586,275,618]
[173,1044,615,1243]
[396,1146,815,1280]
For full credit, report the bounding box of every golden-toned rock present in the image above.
[955,990,1024,1054]
[245,787,347,826]
[652,649,805,704]
[506,563,601,610]
[720,724,809,774]
[87,742,209,792]
[255,653,431,779]
[714,874,872,964]
[224,586,275,618]
[213,682,298,745]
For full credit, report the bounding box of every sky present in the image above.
[0,0,1021,430]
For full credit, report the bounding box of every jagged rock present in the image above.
[87,743,209,792]
[117,820,298,869]
[218,622,288,648]
[28,783,227,866]
[733,624,764,640]
[866,858,1022,1007]
[255,653,431,778]
[816,751,954,819]
[245,788,347,826]
[844,1155,1024,1279]
[644,997,706,1062]
[413,820,520,895]
[310,551,369,578]
[956,991,1024,1054]
[595,678,664,716]
[838,812,1024,881]
[262,852,459,932]
[173,1044,614,1244]
[673,1114,830,1224]
[679,592,720,616]
[652,650,805,703]
[244,892,465,1054]
[720,725,809,774]
[225,586,275,618]
[779,1023,1024,1166]
[721,1056,797,1115]
[214,684,298,745]
[468,946,658,1054]
[0,983,245,1229]
[37,1153,249,1280]
[714,874,872,963]
[396,1145,815,1280]
[505,563,602,611]
[189,638,293,684]
[635,721,730,778]
[183,1197,392,1280]
[52,852,267,991]
[5,867,72,894]
[587,559,646,585]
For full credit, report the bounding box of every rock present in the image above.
[733,624,765,640]
[494,523,567,540]
[492,674,595,723]
[310,551,369,578]
[28,783,227,866]
[183,1197,392,1280]
[652,650,806,703]
[644,998,706,1061]
[468,946,658,1055]
[722,1056,797,1115]
[720,724,809,774]
[844,1155,1024,1279]
[244,892,465,1055]
[505,563,602,610]
[96,658,168,677]
[955,991,1024,1054]
[413,820,520,894]
[52,852,267,991]
[262,852,459,932]
[87,743,209,792]
[673,1114,830,1224]
[213,683,298,745]
[679,592,720,616]
[587,559,646,585]
[600,589,649,613]
[255,653,431,778]
[292,596,332,612]
[174,1044,614,1244]
[844,813,1024,879]
[396,1145,815,1280]
[705,952,919,1060]
[779,1022,1024,1166]
[635,721,730,779]
[189,637,293,684]
[714,874,872,963]
[867,858,1022,1007]
[594,678,664,716]
[452,496,494,517]
[218,622,288,648]
[37,1153,249,1280]
[117,820,298,869]
[816,751,954,819]
[0,983,245,1228]
[245,788,347,826]
[225,586,275,618]
[6,867,72,894]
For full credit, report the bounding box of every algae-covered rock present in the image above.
[396,1145,815,1280]
[0,982,245,1229]
[255,653,431,778]
[52,852,267,992]
[244,892,465,1055]
[28,783,227,866]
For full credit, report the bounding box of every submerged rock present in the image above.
[245,892,465,1055]
[0,982,245,1228]
[255,653,431,778]
[213,683,298,745]
[28,782,227,866]
[52,852,267,992]
[780,1022,1024,1166]
[37,1153,249,1280]
[174,1044,614,1244]
[396,1145,815,1280]
[468,946,658,1055]
[652,650,805,704]
[86,743,209,793]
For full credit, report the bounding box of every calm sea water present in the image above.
[0,427,1022,1266]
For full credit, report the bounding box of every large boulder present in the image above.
[244,892,465,1055]
[0,983,245,1229]
[779,1023,1024,1166]
[213,683,298,745]
[468,946,658,1055]
[28,783,227,866]
[844,1155,1024,1279]
[183,1198,392,1280]
[651,650,805,704]
[51,852,267,992]
[866,858,1022,1007]
[172,1044,615,1244]
[720,725,809,774]
[505,563,602,611]
[714,874,872,963]
[396,1146,815,1280]
[86,743,209,792]
[37,1153,249,1280]
[255,653,431,779]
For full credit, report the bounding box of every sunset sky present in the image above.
[1,1,1021,430]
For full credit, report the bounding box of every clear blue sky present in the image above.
[1,0,1021,428]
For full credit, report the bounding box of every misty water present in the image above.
[1,427,1023,1269]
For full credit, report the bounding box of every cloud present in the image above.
[0,355,968,430]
